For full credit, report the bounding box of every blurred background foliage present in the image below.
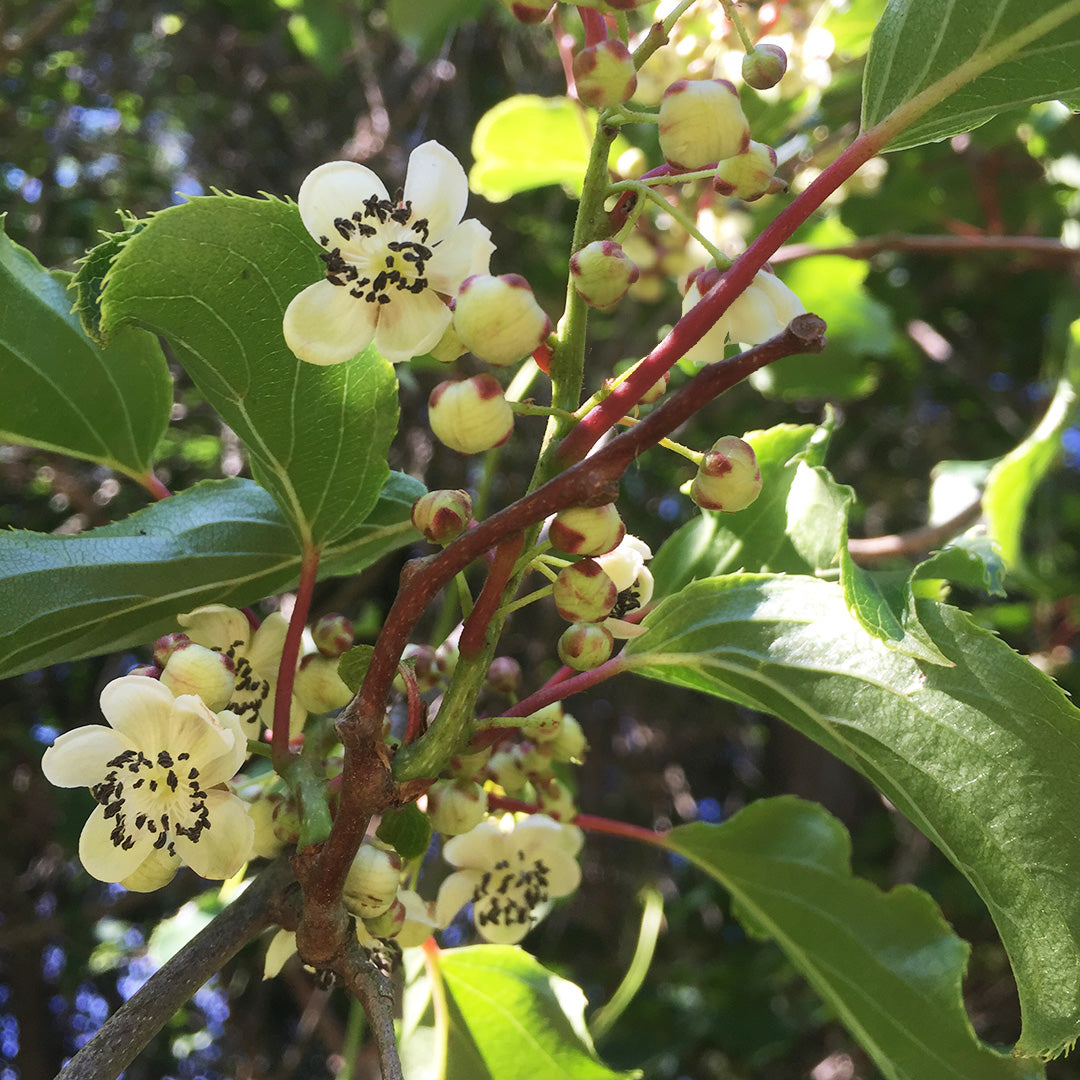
[2,0,1080,1077]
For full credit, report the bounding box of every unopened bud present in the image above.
[570,241,639,310]
[548,712,588,763]
[426,778,489,835]
[550,503,626,557]
[450,745,493,780]
[126,663,161,679]
[160,643,235,711]
[153,632,191,669]
[486,746,530,793]
[742,43,788,91]
[293,653,352,714]
[486,656,522,694]
[395,643,440,693]
[691,436,762,511]
[713,141,785,202]
[435,635,460,679]
[272,796,302,846]
[312,613,354,658]
[558,622,615,670]
[572,40,637,109]
[362,897,406,940]
[428,322,467,363]
[535,776,577,822]
[453,274,552,368]
[553,560,618,622]
[428,375,514,455]
[412,489,472,545]
[497,0,553,23]
[344,842,403,919]
[247,792,286,858]
[520,702,563,740]
[658,79,749,170]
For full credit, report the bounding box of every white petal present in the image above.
[727,283,783,346]
[99,675,178,743]
[264,929,297,979]
[435,868,483,927]
[248,612,290,678]
[636,565,655,606]
[396,890,439,948]
[517,815,584,859]
[374,290,452,364]
[541,850,583,898]
[474,913,531,945]
[755,270,805,326]
[79,803,155,883]
[178,605,251,651]
[283,280,378,367]
[681,280,732,365]
[121,849,182,892]
[165,696,240,786]
[402,141,468,244]
[41,726,127,787]
[425,219,495,295]
[442,817,505,870]
[605,617,649,640]
[298,161,389,249]
[215,708,253,772]
[173,788,254,880]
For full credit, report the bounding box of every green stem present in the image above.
[496,583,553,618]
[610,179,729,264]
[717,0,754,53]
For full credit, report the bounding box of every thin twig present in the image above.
[55,857,297,1080]
[847,498,983,564]
[771,233,1080,267]
[335,941,404,1080]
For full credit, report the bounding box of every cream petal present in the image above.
[425,219,495,295]
[402,141,468,244]
[79,803,155,883]
[396,890,438,948]
[517,815,584,858]
[474,913,531,945]
[755,270,805,326]
[605,616,649,639]
[215,708,253,773]
[636,565,655,607]
[264,929,297,979]
[283,280,378,367]
[173,788,254,880]
[121,849,182,892]
[100,675,179,743]
[435,868,483,927]
[41,725,128,787]
[442,817,505,869]
[163,696,239,786]
[727,284,783,346]
[178,605,252,651]
[539,849,583,898]
[374,290,452,364]
[298,161,389,249]
[248,612,290,678]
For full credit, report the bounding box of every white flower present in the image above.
[435,813,583,944]
[177,605,306,740]
[681,267,805,364]
[41,676,254,890]
[595,533,654,638]
[283,141,495,366]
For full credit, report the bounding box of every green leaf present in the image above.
[625,573,1080,1056]
[652,419,851,597]
[438,946,639,1080]
[668,800,1044,1080]
[914,541,1006,598]
[387,0,487,59]
[862,0,1080,152]
[99,194,400,546]
[983,318,1080,572]
[0,473,422,679]
[751,220,895,402]
[376,803,432,860]
[0,218,170,482]
[338,644,374,692]
[470,96,631,203]
[70,214,145,343]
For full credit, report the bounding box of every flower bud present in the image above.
[428,375,514,455]
[293,653,353,714]
[553,560,618,623]
[486,656,522,694]
[486,746,530,794]
[395,643,440,693]
[362,897,406,940]
[153,632,190,669]
[428,322,467,364]
[691,436,762,512]
[535,776,577,822]
[521,702,563,740]
[450,745,493,780]
[412,489,472,545]
[126,663,161,679]
[742,43,788,90]
[550,503,626,557]
[558,622,615,670]
[453,274,552,368]
[713,141,785,202]
[658,79,749,170]
[272,796,302,846]
[344,842,403,919]
[572,40,637,109]
[435,635,460,680]
[246,791,286,859]
[312,613,354,658]
[570,241,639,310]
[548,712,588,763]
[426,778,489,835]
[160,643,235,711]
[497,0,553,23]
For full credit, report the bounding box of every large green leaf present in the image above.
[99,194,399,546]
[651,419,851,598]
[0,218,170,482]
[470,96,631,203]
[431,946,639,1080]
[862,0,1080,152]
[668,800,1043,1080]
[0,473,422,678]
[625,573,1080,1056]
[983,318,1080,574]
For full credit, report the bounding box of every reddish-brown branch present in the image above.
[460,534,526,658]
[847,498,983,564]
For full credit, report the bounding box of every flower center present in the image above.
[91,747,211,856]
[471,849,553,931]
[318,196,434,306]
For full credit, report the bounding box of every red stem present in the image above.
[459,534,526,658]
[139,472,172,500]
[555,126,885,466]
[401,662,425,745]
[501,654,625,719]
[272,545,319,770]
[579,5,607,46]
[488,794,669,848]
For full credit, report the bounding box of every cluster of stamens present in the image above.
[317,196,433,306]
[221,638,269,723]
[472,850,552,929]
[90,747,209,855]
